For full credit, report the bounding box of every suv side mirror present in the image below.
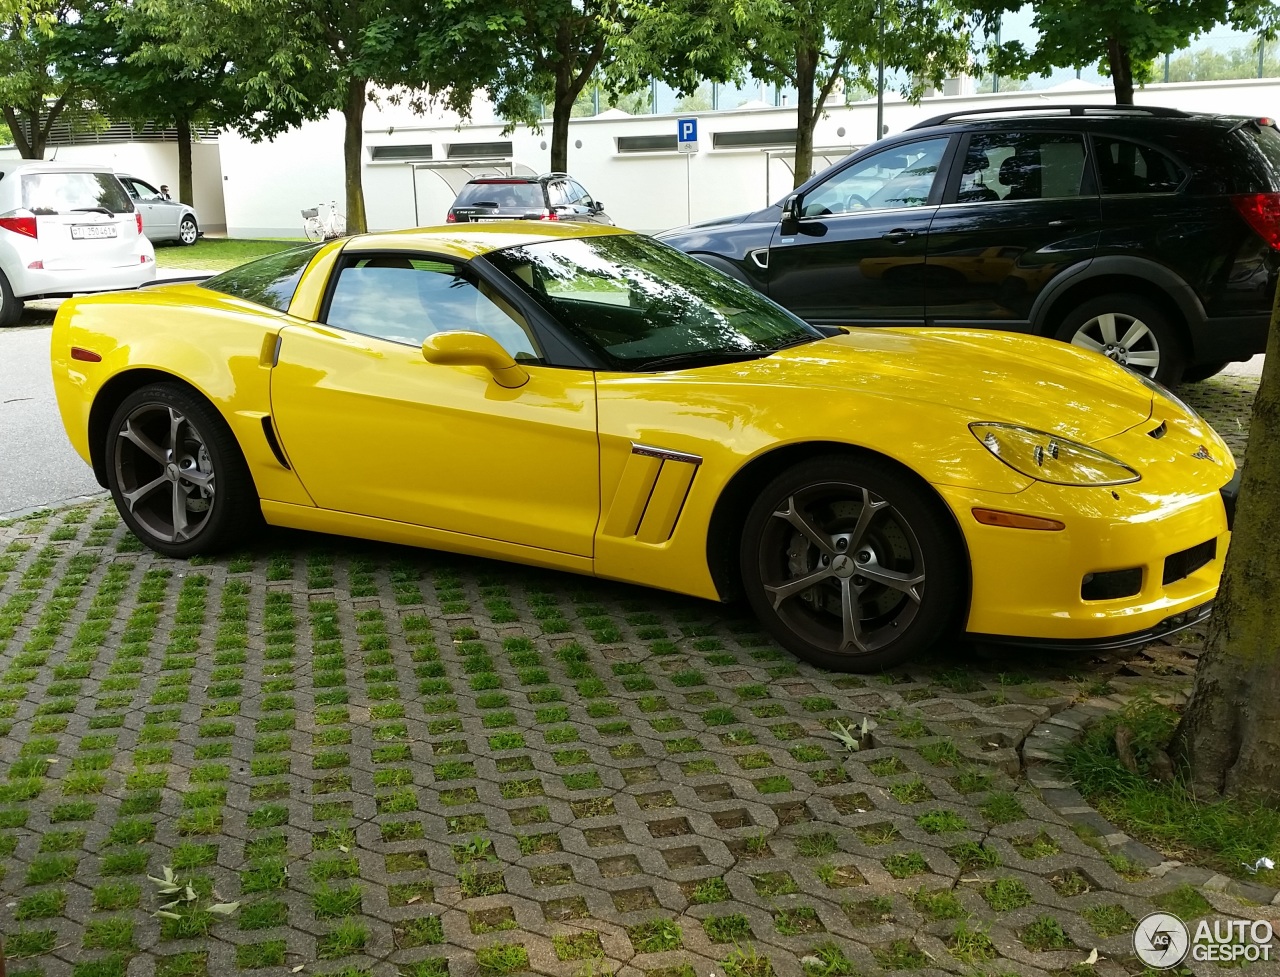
[780,193,801,235]
[593,200,603,212]
[421,331,529,389]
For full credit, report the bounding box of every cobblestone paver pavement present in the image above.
[0,374,1271,977]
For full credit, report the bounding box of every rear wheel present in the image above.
[1180,360,1231,383]
[740,455,966,672]
[1055,294,1184,385]
[178,216,199,246]
[0,270,24,327]
[105,383,259,558]
[303,217,325,243]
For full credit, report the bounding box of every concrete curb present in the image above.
[0,490,110,522]
[1023,697,1280,907]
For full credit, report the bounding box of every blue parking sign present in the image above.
[677,118,698,153]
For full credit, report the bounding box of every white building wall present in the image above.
[217,76,1280,238]
[0,140,227,230]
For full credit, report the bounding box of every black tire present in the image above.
[0,270,24,327]
[1054,293,1185,385]
[178,215,199,246]
[105,383,259,558]
[1180,360,1231,383]
[740,455,967,672]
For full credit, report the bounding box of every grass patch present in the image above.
[628,917,683,952]
[1153,883,1213,919]
[1062,695,1280,885]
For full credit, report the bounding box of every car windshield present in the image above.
[456,181,544,209]
[487,234,821,369]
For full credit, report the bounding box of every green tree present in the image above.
[1168,36,1277,81]
[73,0,244,206]
[977,0,1278,104]
[485,0,739,171]
[0,0,107,158]
[718,0,973,187]
[1174,283,1280,802]
[676,82,714,111]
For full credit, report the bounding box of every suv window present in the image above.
[21,172,134,214]
[956,132,1087,203]
[1094,137,1184,194]
[325,255,542,361]
[202,244,322,312]
[455,181,544,209]
[571,181,593,207]
[802,138,949,217]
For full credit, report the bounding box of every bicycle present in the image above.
[302,201,346,242]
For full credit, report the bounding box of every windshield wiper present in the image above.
[635,350,772,372]
[71,207,114,215]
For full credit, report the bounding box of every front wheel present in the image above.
[0,270,24,327]
[303,217,326,243]
[105,384,260,558]
[740,455,966,672]
[178,216,199,246]
[1055,294,1184,385]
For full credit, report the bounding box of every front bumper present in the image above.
[970,600,1213,652]
[937,477,1229,643]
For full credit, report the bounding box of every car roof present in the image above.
[0,161,121,174]
[348,221,632,261]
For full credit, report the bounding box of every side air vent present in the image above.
[261,416,291,470]
[1148,420,1167,439]
[602,444,702,544]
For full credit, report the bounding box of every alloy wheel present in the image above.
[179,219,198,245]
[757,481,926,657]
[113,403,216,543]
[1069,312,1160,376]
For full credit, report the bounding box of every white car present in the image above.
[118,174,201,246]
[0,161,156,326]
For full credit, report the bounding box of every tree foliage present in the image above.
[976,0,1279,104]
[0,0,107,158]
[710,0,974,187]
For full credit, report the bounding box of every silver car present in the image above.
[118,175,200,246]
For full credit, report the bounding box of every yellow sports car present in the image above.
[51,223,1235,671]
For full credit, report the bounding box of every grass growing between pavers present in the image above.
[0,456,1261,975]
[1063,695,1280,888]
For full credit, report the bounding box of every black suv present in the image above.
[658,107,1280,384]
[447,173,612,225]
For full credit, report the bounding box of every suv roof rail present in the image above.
[908,104,1191,130]
[538,171,571,179]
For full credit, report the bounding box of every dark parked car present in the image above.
[658,106,1280,384]
[447,173,612,225]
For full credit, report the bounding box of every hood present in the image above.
[654,210,752,239]
[719,328,1155,444]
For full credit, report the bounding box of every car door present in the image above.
[765,137,952,325]
[925,130,1100,328]
[125,178,174,240]
[269,252,600,558]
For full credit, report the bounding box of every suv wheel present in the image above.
[1055,294,1184,385]
[0,270,24,327]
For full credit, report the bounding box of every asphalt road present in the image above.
[0,315,105,517]
[0,307,1267,518]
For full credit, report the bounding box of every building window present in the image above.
[712,129,799,150]
[616,134,678,153]
[370,144,433,161]
[446,141,513,159]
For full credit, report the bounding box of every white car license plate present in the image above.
[71,225,117,240]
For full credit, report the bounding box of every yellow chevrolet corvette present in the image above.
[51,223,1235,670]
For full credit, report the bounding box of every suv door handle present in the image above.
[882,228,916,243]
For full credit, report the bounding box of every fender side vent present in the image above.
[1148,420,1167,439]
[261,416,291,470]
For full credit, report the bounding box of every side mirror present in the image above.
[421,331,529,389]
[593,201,604,212]
[780,193,801,235]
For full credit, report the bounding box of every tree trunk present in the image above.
[793,41,818,189]
[1172,284,1280,802]
[550,84,572,174]
[342,77,368,235]
[1106,35,1135,105]
[3,106,40,159]
[176,117,194,207]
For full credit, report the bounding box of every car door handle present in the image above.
[1047,219,1076,228]
[882,228,916,243]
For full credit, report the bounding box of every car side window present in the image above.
[955,132,1087,203]
[546,181,569,207]
[324,256,543,362]
[801,138,949,217]
[202,244,322,311]
[131,179,161,200]
[571,181,593,208]
[1093,137,1184,195]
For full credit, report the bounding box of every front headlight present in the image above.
[970,423,1140,486]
